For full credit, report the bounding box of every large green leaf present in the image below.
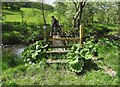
[22,41,48,63]
[67,36,99,73]
[69,58,84,73]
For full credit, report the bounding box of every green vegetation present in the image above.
[2,7,52,44]
[2,1,119,86]
[22,41,48,63]
[2,46,119,85]
[67,36,98,73]
[3,8,51,24]
[2,36,119,85]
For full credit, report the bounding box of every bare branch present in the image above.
[72,0,78,11]
[72,0,77,6]
[82,2,86,8]
[82,0,87,8]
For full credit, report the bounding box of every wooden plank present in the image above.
[80,25,83,46]
[46,59,67,64]
[48,38,80,41]
[46,50,70,54]
[48,46,72,48]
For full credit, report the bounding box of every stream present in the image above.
[2,44,27,58]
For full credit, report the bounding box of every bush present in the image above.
[10,5,21,11]
[2,22,21,32]
[2,31,24,44]
[2,82,18,87]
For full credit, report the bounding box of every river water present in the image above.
[2,44,27,58]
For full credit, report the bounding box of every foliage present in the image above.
[2,2,54,11]
[67,35,118,73]
[55,2,67,17]
[2,52,25,72]
[10,4,21,11]
[67,36,98,73]
[2,38,119,85]
[98,38,118,47]
[30,2,54,12]
[25,29,43,43]
[2,2,21,11]
[67,44,84,73]
[2,2,119,85]
[22,41,48,63]
[97,37,118,60]
[2,82,18,86]
[2,22,49,44]
[2,53,15,71]
[2,31,24,44]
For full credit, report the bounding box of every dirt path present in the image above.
[103,66,117,77]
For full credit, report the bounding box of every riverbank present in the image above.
[2,44,27,58]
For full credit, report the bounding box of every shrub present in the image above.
[2,31,24,44]
[10,5,21,11]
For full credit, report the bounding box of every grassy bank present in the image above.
[2,43,119,85]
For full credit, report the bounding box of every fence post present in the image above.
[80,25,83,46]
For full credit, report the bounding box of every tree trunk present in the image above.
[41,2,46,25]
[73,17,77,28]
[78,2,84,29]
[72,1,86,29]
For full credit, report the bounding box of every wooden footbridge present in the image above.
[43,25,83,63]
[44,25,83,53]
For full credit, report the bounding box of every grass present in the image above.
[2,43,119,85]
[2,7,70,31]
[2,64,119,85]
[2,8,66,25]
[2,52,25,72]
[2,8,52,44]
[2,7,72,45]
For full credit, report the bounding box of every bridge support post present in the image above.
[80,25,83,46]
[43,25,47,44]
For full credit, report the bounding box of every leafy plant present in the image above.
[22,41,48,63]
[67,44,84,73]
[3,31,24,44]
[98,38,118,48]
[67,36,98,73]
[2,82,18,87]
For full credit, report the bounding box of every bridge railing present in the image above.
[44,25,83,48]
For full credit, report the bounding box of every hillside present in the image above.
[3,8,52,24]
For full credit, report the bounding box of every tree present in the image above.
[41,2,46,25]
[8,2,21,11]
[72,0,87,28]
[54,2,67,20]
